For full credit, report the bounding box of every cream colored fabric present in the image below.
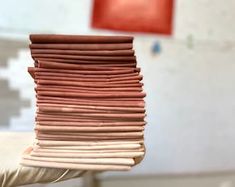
[0,132,85,187]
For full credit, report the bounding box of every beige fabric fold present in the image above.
[0,132,85,187]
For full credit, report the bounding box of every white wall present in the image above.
[0,0,234,175]
[135,37,235,175]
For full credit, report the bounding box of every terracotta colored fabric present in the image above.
[33,67,140,74]
[32,54,136,61]
[21,34,146,172]
[36,79,143,88]
[30,34,133,44]
[36,121,146,126]
[35,57,136,65]
[30,43,133,50]
[35,72,142,80]
[31,49,134,56]
[35,76,142,84]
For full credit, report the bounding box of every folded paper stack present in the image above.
[21,34,146,171]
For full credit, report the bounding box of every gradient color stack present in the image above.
[21,34,146,171]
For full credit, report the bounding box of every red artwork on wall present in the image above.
[91,0,174,35]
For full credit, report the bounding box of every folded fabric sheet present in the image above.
[32,54,136,61]
[31,49,135,56]
[30,43,133,50]
[30,34,133,43]
[21,34,146,171]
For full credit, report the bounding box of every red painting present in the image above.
[91,0,174,35]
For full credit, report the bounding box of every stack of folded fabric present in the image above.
[21,34,146,171]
